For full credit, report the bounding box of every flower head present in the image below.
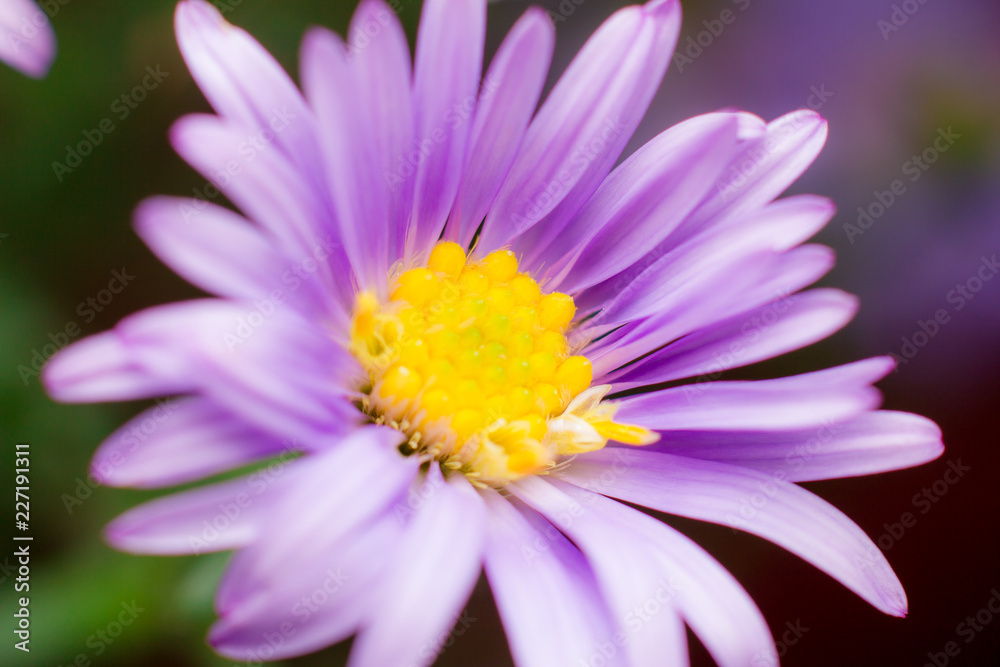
[0,0,55,78]
[44,0,944,664]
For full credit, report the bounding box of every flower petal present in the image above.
[688,110,829,234]
[560,448,908,616]
[584,111,827,304]
[210,512,404,661]
[174,0,321,179]
[614,357,894,432]
[482,0,681,255]
[302,26,391,290]
[210,429,417,659]
[585,195,836,326]
[349,469,486,667]
[406,0,486,259]
[105,473,275,555]
[90,397,288,489]
[214,427,413,610]
[544,112,740,292]
[510,477,694,667]
[48,300,362,445]
[135,197,303,303]
[588,245,835,376]
[556,478,776,667]
[0,0,55,78]
[41,303,233,404]
[446,8,555,248]
[169,114,354,323]
[662,411,945,482]
[606,288,858,389]
[346,0,414,263]
[482,492,622,667]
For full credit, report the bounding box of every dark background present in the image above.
[1,0,997,665]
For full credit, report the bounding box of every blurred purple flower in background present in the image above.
[0,0,54,77]
[42,0,945,665]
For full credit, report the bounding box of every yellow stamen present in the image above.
[349,243,656,485]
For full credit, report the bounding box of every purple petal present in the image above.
[174,0,322,180]
[406,0,486,259]
[588,244,836,376]
[349,469,486,667]
[662,411,944,482]
[482,493,621,667]
[447,8,555,248]
[585,110,827,305]
[211,512,404,661]
[49,299,363,445]
[182,310,365,444]
[0,0,55,78]
[210,431,417,660]
[41,301,242,404]
[560,449,908,617]
[482,0,681,256]
[607,288,858,390]
[134,197,310,304]
[544,112,740,292]
[614,357,894,432]
[42,330,185,404]
[345,0,414,263]
[585,195,836,326]
[90,397,288,489]
[302,27,394,290]
[170,114,353,324]
[509,477,694,667]
[688,110,830,234]
[105,474,273,555]
[214,427,413,614]
[556,479,776,667]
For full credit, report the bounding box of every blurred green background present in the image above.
[2,0,998,665]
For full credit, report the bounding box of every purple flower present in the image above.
[0,0,55,78]
[44,0,944,664]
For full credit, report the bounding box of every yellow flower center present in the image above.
[350,242,657,486]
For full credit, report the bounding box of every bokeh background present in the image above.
[2,0,998,665]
